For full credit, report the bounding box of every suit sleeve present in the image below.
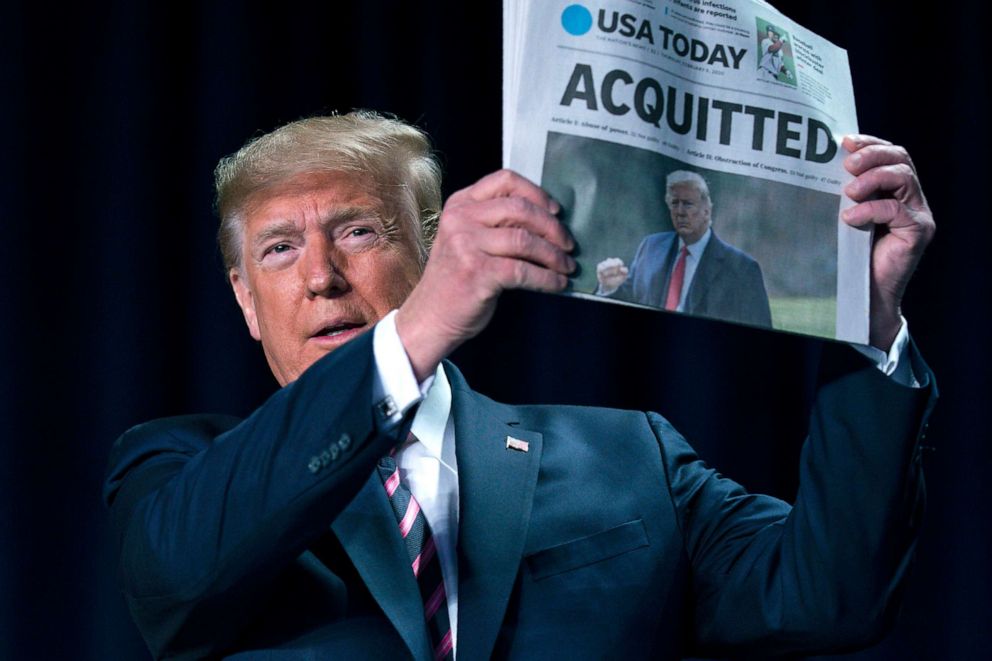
[607,235,651,305]
[103,331,406,659]
[653,344,936,656]
[737,257,772,327]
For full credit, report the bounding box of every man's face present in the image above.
[666,182,711,245]
[230,170,423,386]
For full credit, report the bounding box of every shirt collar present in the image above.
[679,227,712,258]
[410,363,453,466]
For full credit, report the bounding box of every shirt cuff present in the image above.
[372,310,435,428]
[851,317,919,388]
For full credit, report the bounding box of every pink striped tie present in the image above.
[378,449,453,660]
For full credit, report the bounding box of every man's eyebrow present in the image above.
[251,206,394,253]
[252,220,302,250]
[320,206,402,240]
[317,206,381,228]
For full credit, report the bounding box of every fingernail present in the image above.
[549,199,561,214]
[849,152,862,167]
[567,256,577,272]
[841,207,852,220]
[561,226,575,250]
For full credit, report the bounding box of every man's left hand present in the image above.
[842,135,936,352]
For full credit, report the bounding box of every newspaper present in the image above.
[504,0,869,343]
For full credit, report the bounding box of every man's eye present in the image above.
[265,243,293,256]
[349,228,372,237]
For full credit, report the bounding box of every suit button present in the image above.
[320,449,331,466]
[338,433,351,451]
[330,444,340,461]
[308,456,321,474]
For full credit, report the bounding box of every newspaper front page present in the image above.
[504,0,869,342]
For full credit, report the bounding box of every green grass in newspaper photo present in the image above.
[769,297,837,337]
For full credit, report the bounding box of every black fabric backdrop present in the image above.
[1,1,988,658]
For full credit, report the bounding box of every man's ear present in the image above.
[230,268,262,341]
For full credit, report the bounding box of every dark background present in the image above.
[1,1,987,659]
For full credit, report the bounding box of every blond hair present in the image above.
[214,111,442,270]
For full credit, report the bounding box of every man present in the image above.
[759,26,788,81]
[595,170,773,327]
[105,111,936,659]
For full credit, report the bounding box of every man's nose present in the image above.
[302,239,348,298]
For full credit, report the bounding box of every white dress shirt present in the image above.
[372,310,459,655]
[367,307,917,658]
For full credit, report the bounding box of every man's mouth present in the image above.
[312,322,366,338]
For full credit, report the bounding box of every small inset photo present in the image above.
[755,18,797,86]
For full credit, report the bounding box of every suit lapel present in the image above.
[332,471,433,661]
[688,233,726,312]
[450,376,542,660]
[649,233,678,308]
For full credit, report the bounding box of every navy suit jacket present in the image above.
[105,331,934,659]
[612,231,773,328]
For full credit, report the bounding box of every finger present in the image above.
[447,169,560,214]
[841,198,905,229]
[444,195,574,251]
[842,134,893,152]
[478,226,577,275]
[597,257,623,270]
[597,265,623,278]
[844,163,922,203]
[603,266,629,278]
[491,256,570,293]
[843,143,916,177]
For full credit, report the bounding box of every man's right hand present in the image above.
[596,257,629,296]
[396,170,576,382]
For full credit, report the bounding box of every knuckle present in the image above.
[883,199,901,217]
[512,260,530,286]
[439,206,464,227]
[507,195,531,217]
[509,227,532,252]
[450,230,474,251]
[893,162,914,178]
[494,168,517,187]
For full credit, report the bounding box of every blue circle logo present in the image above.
[561,4,593,36]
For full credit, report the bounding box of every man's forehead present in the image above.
[668,183,702,198]
[243,171,384,224]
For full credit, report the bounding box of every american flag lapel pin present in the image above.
[505,436,529,452]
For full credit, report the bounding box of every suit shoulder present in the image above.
[710,234,761,268]
[513,403,667,441]
[105,413,243,506]
[639,231,676,251]
[447,377,670,435]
